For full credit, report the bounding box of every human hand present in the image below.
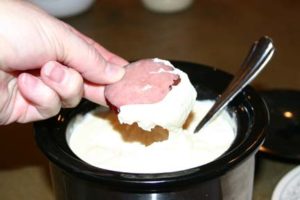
[0,0,128,125]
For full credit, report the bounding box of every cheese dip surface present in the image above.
[67,100,236,173]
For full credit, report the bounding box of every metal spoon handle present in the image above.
[194,36,275,133]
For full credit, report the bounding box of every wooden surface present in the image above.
[1,0,299,199]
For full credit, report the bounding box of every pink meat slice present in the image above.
[104,59,180,111]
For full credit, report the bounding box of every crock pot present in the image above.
[34,61,269,200]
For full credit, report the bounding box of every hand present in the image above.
[0,0,128,125]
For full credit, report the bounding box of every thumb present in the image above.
[58,30,125,84]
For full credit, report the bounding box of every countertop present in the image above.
[1,0,299,199]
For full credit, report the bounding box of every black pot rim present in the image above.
[34,60,269,190]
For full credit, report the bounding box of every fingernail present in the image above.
[105,63,125,80]
[44,63,65,83]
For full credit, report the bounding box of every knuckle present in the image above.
[61,70,83,108]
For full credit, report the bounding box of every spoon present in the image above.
[194,36,275,133]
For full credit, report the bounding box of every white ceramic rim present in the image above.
[272,165,300,200]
